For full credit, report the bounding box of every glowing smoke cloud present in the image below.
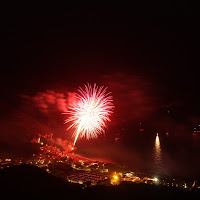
[64,83,114,146]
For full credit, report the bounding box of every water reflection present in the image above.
[153,133,162,175]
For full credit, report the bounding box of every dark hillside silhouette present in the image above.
[0,164,199,199]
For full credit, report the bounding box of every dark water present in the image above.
[76,134,200,179]
[128,134,200,179]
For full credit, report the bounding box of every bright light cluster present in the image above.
[64,83,114,146]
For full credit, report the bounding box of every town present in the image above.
[1,141,200,191]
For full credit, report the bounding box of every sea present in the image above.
[76,133,200,180]
[125,133,200,179]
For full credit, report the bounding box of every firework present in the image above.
[64,83,114,146]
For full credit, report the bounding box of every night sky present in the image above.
[0,7,199,157]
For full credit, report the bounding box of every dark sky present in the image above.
[0,7,200,155]
[1,9,199,101]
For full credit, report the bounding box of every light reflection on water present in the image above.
[149,134,200,178]
[153,133,163,175]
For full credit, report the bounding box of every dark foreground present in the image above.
[0,164,199,199]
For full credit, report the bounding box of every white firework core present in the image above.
[64,83,114,146]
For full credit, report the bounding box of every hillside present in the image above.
[0,164,199,199]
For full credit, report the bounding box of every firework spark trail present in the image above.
[64,83,114,146]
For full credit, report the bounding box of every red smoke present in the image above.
[20,90,68,113]
[102,72,159,123]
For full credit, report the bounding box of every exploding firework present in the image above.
[64,83,114,146]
